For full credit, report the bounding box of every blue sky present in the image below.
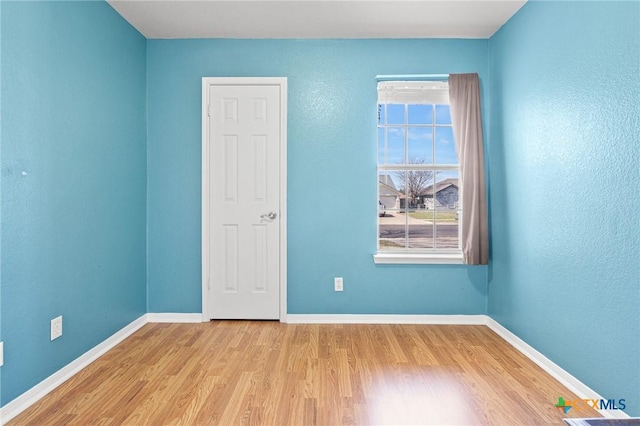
[378,103,459,189]
[378,104,458,166]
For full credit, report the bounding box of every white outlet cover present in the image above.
[0,341,4,367]
[51,316,63,341]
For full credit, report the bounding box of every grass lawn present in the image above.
[408,211,458,222]
[379,240,404,248]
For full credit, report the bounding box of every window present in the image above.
[375,81,462,264]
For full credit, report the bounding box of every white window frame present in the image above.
[374,81,463,265]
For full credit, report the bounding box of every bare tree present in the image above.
[394,158,433,207]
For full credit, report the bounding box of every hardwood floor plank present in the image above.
[8,322,601,425]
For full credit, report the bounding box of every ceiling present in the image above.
[107,0,527,39]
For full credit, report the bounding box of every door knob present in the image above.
[260,212,277,220]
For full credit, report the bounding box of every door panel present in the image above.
[208,84,281,319]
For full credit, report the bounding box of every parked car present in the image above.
[379,201,386,217]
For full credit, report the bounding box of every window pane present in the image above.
[434,220,457,248]
[386,104,405,125]
[379,170,406,250]
[434,126,458,164]
[378,104,385,125]
[433,171,460,209]
[435,221,459,249]
[386,127,405,164]
[379,225,406,250]
[379,212,406,250]
[435,104,451,124]
[379,172,402,206]
[377,127,384,165]
[408,127,433,164]
[433,171,460,249]
[408,104,433,125]
[404,169,433,208]
[423,170,435,210]
[385,170,406,205]
[408,211,435,249]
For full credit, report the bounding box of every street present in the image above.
[379,223,459,249]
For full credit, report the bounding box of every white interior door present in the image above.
[204,81,284,320]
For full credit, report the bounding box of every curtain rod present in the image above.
[375,74,449,81]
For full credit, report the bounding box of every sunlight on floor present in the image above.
[368,370,478,425]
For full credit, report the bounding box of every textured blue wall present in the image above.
[0,1,147,405]
[147,39,489,314]
[488,1,640,416]
[0,0,3,401]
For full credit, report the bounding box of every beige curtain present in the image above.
[449,73,489,265]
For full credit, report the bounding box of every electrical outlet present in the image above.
[0,342,4,367]
[51,316,63,341]
[334,277,344,292]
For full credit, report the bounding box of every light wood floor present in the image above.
[9,322,599,425]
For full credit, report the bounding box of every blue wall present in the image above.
[147,39,489,315]
[0,0,3,401]
[487,1,640,417]
[0,1,147,405]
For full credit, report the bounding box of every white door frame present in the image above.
[201,77,287,322]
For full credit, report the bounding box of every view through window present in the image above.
[377,81,461,253]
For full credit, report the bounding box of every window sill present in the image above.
[373,252,463,265]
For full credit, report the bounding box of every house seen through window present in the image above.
[377,81,461,254]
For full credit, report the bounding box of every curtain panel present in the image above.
[448,73,489,265]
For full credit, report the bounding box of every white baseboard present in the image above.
[485,318,630,419]
[286,314,488,325]
[0,315,148,425]
[146,313,204,323]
